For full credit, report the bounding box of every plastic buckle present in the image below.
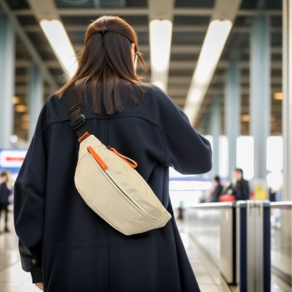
[67,104,81,116]
[67,105,86,130]
[71,114,85,130]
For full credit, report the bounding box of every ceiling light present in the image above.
[271,123,277,130]
[184,19,232,123]
[149,19,173,93]
[273,92,283,100]
[12,97,21,104]
[241,114,250,122]
[10,135,18,143]
[21,123,30,130]
[15,105,27,112]
[21,114,30,122]
[40,19,78,78]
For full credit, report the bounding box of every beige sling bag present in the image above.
[64,88,172,236]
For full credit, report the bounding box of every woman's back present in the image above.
[14,15,212,292]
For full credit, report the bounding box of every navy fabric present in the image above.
[240,207,247,292]
[0,182,11,203]
[263,206,271,292]
[14,85,212,292]
[235,179,250,201]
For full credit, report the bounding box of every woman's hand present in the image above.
[35,282,44,290]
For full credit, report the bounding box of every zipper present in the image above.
[87,149,156,221]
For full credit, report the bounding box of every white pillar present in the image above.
[281,0,292,261]
[210,94,221,178]
[282,0,292,202]
[0,13,15,148]
[28,63,43,141]
[225,59,240,180]
[250,15,271,189]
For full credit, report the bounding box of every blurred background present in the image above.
[0,0,291,292]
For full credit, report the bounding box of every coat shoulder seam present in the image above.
[38,114,168,167]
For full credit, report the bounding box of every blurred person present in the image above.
[199,197,206,203]
[0,171,12,233]
[233,168,250,201]
[208,175,223,202]
[177,200,185,221]
[219,169,249,202]
[269,188,276,202]
[269,188,281,202]
[8,185,14,204]
[13,16,212,292]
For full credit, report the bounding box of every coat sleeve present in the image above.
[14,132,47,283]
[156,89,212,174]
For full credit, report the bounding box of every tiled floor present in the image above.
[178,221,231,292]
[0,212,290,292]
[0,211,229,292]
[0,212,41,292]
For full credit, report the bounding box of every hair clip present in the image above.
[99,30,107,37]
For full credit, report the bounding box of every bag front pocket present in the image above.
[86,148,156,223]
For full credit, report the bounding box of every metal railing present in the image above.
[270,202,292,288]
[191,202,235,209]
[188,202,236,284]
[187,200,292,292]
[270,201,292,209]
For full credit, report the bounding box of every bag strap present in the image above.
[63,86,92,142]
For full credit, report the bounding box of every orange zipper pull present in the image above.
[107,146,138,169]
[87,146,108,170]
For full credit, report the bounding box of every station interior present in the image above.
[0,0,291,291]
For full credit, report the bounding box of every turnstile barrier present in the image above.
[189,200,273,291]
[236,201,271,292]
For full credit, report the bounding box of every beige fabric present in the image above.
[75,135,172,235]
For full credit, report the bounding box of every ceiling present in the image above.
[1,0,283,140]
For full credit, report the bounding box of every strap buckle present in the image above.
[67,105,86,131]
[72,114,85,130]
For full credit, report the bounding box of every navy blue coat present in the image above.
[14,84,212,292]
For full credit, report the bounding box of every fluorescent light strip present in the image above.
[184,19,232,123]
[40,19,78,79]
[150,20,173,93]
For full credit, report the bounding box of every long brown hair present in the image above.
[55,15,148,115]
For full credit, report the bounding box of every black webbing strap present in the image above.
[63,86,92,140]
